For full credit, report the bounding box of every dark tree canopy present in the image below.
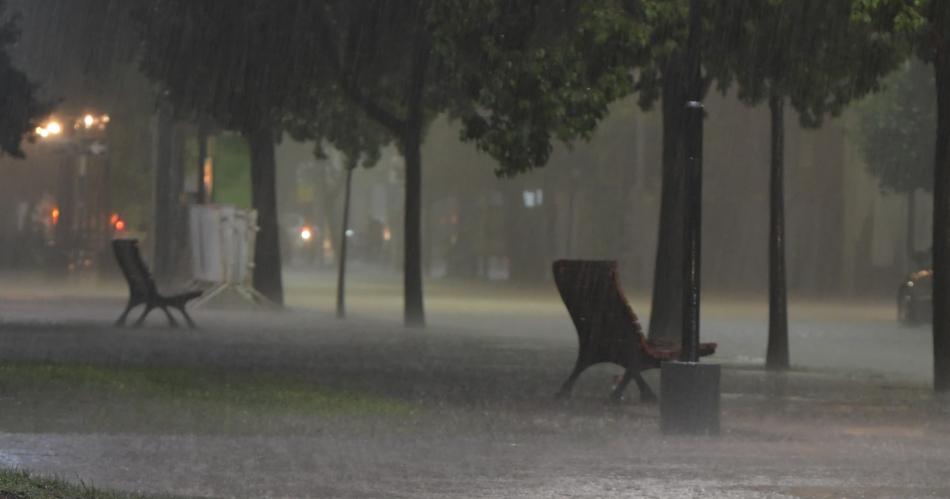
[286,80,391,171]
[292,0,649,324]
[137,0,322,133]
[300,0,645,171]
[725,0,902,127]
[857,60,935,194]
[0,0,48,157]
[433,0,644,176]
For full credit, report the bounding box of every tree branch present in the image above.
[311,6,406,135]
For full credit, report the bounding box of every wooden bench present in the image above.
[552,259,716,402]
[112,239,202,328]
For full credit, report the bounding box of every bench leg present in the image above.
[115,302,135,327]
[610,369,657,404]
[160,306,179,328]
[177,306,197,329]
[133,305,153,327]
[555,360,587,399]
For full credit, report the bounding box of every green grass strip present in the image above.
[0,468,172,499]
[0,362,412,417]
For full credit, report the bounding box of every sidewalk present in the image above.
[0,288,947,498]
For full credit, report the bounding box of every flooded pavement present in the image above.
[0,283,947,498]
[0,399,948,498]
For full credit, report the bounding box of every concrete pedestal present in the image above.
[660,361,720,435]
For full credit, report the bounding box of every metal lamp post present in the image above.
[659,0,721,436]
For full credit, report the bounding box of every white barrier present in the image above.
[189,204,272,308]
[189,205,224,283]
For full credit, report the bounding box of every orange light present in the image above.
[46,121,62,135]
[109,213,119,225]
[114,219,126,232]
[51,208,60,225]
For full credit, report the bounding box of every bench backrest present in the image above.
[112,239,158,299]
[552,260,645,345]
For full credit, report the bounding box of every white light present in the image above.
[46,121,62,135]
[523,191,536,208]
[83,114,95,128]
[36,127,49,138]
[345,229,355,238]
[300,228,312,241]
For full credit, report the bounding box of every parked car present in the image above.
[897,268,932,325]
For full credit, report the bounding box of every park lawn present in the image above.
[0,362,415,435]
[0,468,178,499]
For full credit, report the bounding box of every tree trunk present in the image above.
[152,109,172,280]
[447,187,478,278]
[196,120,209,204]
[423,198,433,277]
[503,181,524,280]
[647,54,689,343]
[247,126,284,306]
[766,92,789,370]
[544,174,559,271]
[401,33,430,327]
[403,129,425,326]
[317,163,341,269]
[933,56,950,392]
[907,189,916,269]
[152,110,185,285]
[566,182,577,255]
[336,166,354,318]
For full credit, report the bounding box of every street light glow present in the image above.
[35,112,111,140]
[46,121,62,135]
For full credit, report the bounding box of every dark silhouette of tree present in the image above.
[858,61,935,195]
[631,1,751,344]
[725,0,902,370]
[304,0,644,326]
[0,0,48,157]
[136,1,324,305]
[287,82,391,319]
[857,61,934,268]
[856,0,950,391]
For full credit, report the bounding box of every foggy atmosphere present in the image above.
[0,0,949,498]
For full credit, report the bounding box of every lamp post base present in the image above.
[660,361,721,435]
